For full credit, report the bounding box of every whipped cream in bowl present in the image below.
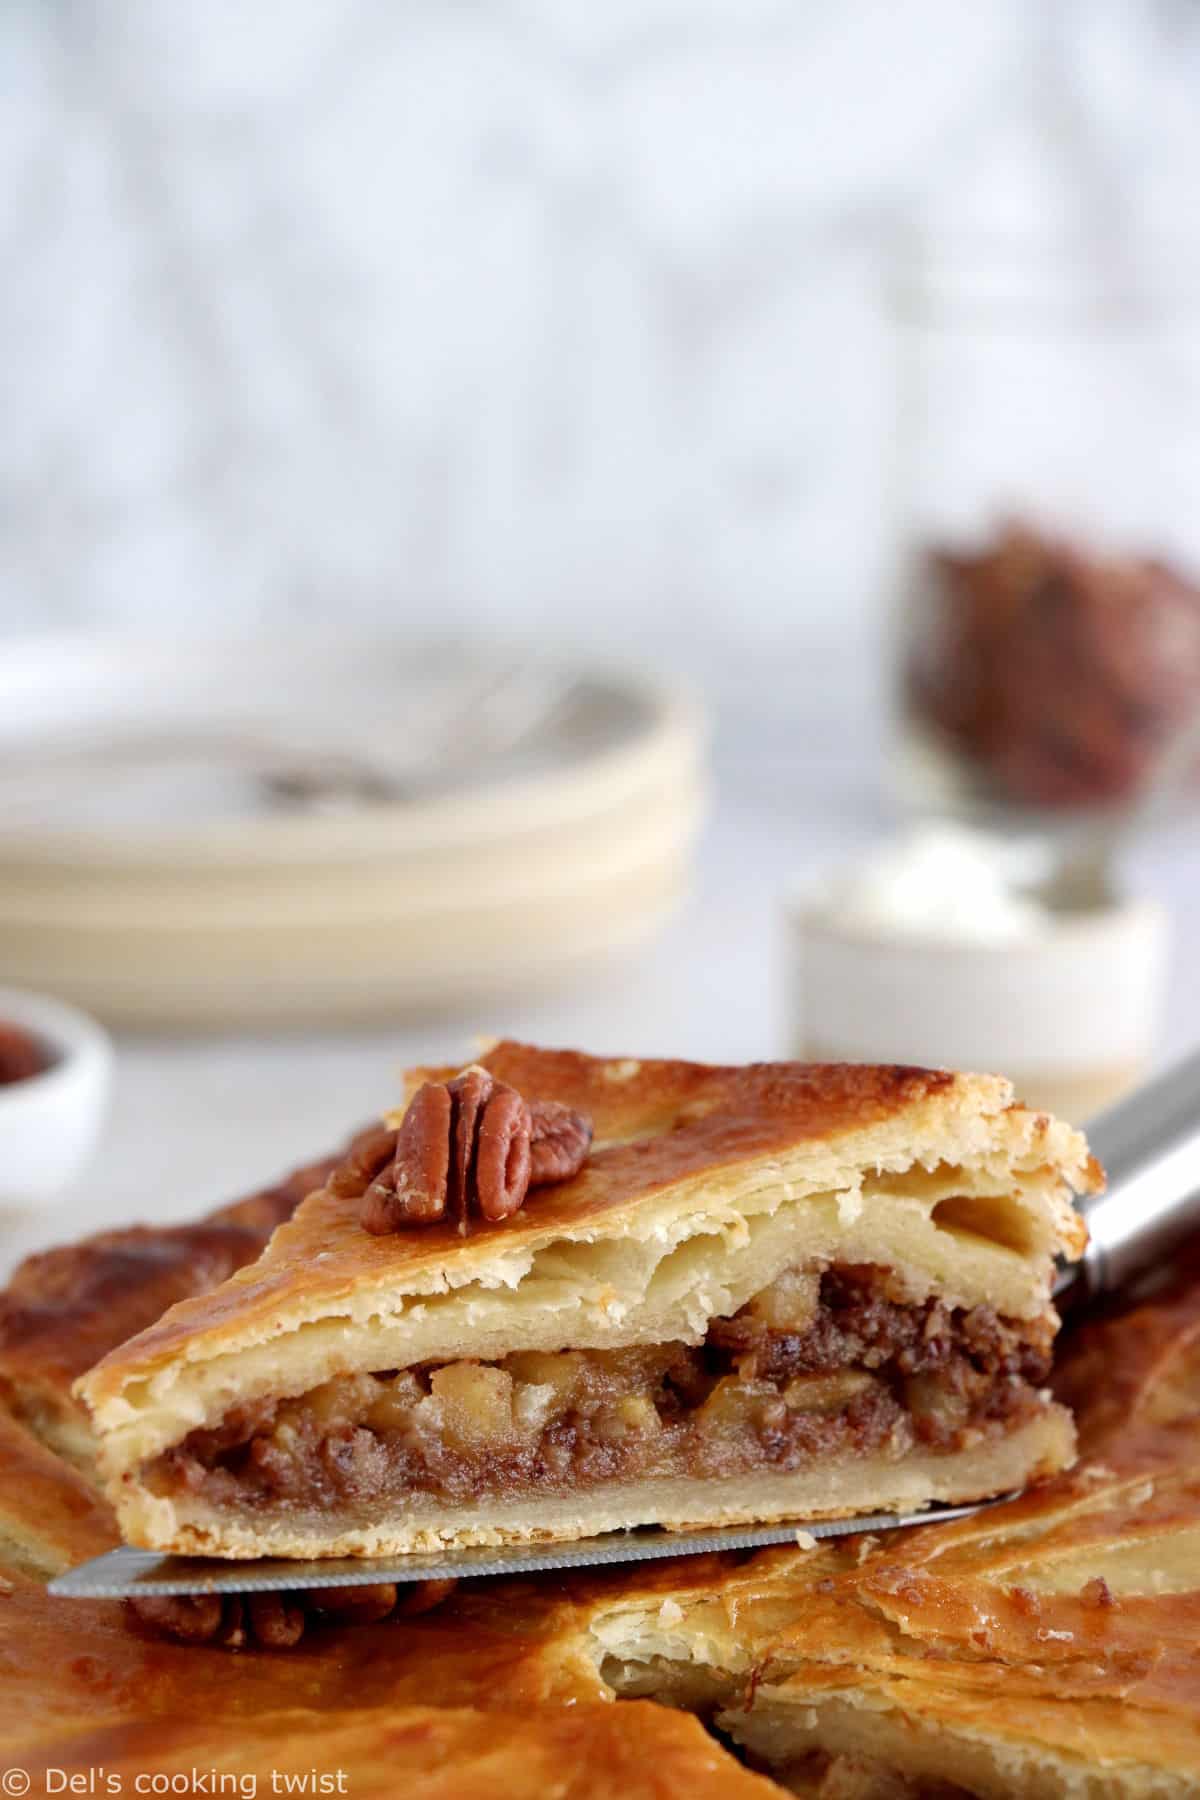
[787,827,1165,1122]
[812,826,1050,946]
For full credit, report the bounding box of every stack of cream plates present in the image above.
[0,637,704,1027]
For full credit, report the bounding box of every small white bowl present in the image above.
[785,895,1168,1122]
[0,987,113,1206]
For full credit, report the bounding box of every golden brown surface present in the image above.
[0,1561,594,1735]
[0,1137,353,1458]
[21,1702,782,1800]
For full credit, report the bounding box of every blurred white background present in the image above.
[4,0,1200,1261]
[5,0,1200,709]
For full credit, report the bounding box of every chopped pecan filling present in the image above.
[153,1265,1055,1513]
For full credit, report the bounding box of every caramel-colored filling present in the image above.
[152,1265,1054,1513]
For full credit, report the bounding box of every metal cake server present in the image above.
[47,1503,994,1598]
[1054,1046,1200,1307]
[49,1051,1200,1600]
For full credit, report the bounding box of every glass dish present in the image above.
[889,230,1200,837]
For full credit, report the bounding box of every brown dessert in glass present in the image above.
[907,520,1200,812]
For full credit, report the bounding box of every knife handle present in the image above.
[1058,1049,1200,1304]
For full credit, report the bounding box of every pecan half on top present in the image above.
[332,1067,593,1236]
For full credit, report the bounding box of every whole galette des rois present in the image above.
[76,1043,1100,1561]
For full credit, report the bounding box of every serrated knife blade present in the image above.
[48,1502,995,1599]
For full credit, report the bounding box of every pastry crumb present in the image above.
[603,1059,642,1083]
[794,1529,818,1550]
[836,1188,863,1226]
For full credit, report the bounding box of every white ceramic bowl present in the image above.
[0,988,113,1205]
[785,895,1168,1123]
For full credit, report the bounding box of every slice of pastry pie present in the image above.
[78,1045,1098,1559]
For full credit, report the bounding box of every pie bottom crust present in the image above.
[119,1405,1072,1559]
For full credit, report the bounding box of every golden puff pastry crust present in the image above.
[24,1702,784,1800]
[77,1045,1097,1558]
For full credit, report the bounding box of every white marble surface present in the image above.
[3,739,1197,1283]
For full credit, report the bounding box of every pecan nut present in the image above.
[125,1576,457,1649]
[328,1123,401,1200]
[362,1069,530,1235]
[127,1589,306,1650]
[307,1582,399,1624]
[361,1067,592,1236]
[472,1080,532,1223]
[446,1065,501,1226]
[126,1592,225,1644]
[528,1099,593,1185]
[394,1577,459,1616]
[246,1590,306,1647]
[364,1082,453,1232]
